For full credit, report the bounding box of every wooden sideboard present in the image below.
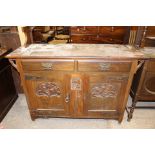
[70,26,130,44]
[6,44,145,123]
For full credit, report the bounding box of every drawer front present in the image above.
[146,26,155,36]
[97,36,124,44]
[146,61,155,72]
[71,26,98,34]
[99,26,128,35]
[71,35,99,43]
[21,60,74,71]
[78,60,132,72]
[71,35,124,44]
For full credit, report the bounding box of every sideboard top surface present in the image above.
[6,44,145,59]
[137,47,155,58]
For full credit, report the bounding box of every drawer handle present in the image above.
[99,63,111,71]
[25,75,42,80]
[65,93,70,103]
[41,63,53,70]
[109,75,129,81]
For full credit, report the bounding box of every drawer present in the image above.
[146,26,155,36]
[97,36,124,44]
[99,26,128,34]
[71,35,124,44]
[21,60,74,71]
[71,26,98,34]
[71,35,99,43]
[78,60,132,72]
[146,61,155,72]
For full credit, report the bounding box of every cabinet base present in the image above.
[29,110,122,122]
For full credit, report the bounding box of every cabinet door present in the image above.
[83,73,129,118]
[24,72,70,116]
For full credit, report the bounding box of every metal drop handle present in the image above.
[65,93,70,103]
[99,63,111,71]
[41,63,53,70]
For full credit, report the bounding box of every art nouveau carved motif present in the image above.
[71,77,82,90]
[91,83,118,98]
[36,82,61,97]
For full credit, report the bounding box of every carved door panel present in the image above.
[24,72,70,115]
[83,73,129,117]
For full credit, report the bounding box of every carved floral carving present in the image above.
[36,82,61,97]
[71,77,81,90]
[91,83,118,98]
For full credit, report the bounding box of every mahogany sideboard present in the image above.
[6,44,145,123]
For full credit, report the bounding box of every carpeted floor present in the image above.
[1,94,155,129]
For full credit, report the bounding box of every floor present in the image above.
[1,94,155,129]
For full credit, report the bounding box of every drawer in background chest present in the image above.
[71,26,98,34]
[21,60,75,71]
[71,35,99,43]
[78,61,132,72]
[98,26,128,35]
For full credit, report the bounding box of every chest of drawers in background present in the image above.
[70,26,130,44]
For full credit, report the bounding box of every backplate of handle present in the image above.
[99,63,111,71]
[41,63,53,70]
[65,93,70,103]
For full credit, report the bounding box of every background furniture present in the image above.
[0,26,23,94]
[0,48,18,122]
[0,26,20,50]
[141,26,155,47]
[28,26,131,44]
[70,26,130,44]
[32,26,55,43]
[128,26,155,121]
